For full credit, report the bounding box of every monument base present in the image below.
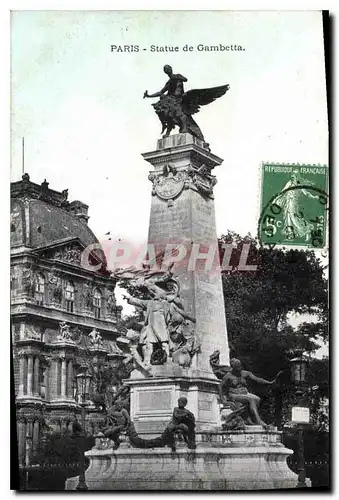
[125,364,221,434]
[66,429,298,491]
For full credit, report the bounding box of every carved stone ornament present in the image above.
[48,271,63,304]
[81,283,93,309]
[22,265,36,297]
[10,209,20,231]
[106,293,117,315]
[11,267,19,292]
[44,244,82,265]
[24,324,42,341]
[149,164,187,206]
[187,164,217,198]
[56,321,74,343]
[88,328,104,349]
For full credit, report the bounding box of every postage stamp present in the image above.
[259,163,329,248]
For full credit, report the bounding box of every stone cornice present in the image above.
[11,174,70,208]
[11,248,114,283]
[10,305,119,334]
[123,375,220,388]
[143,144,223,171]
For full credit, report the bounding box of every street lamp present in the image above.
[290,352,309,488]
[75,370,92,491]
[76,371,92,413]
[290,353,308,387]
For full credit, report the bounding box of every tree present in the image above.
[25,425,95,491]
[219,230,329,424]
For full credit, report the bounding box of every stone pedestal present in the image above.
[66,429,298,491]
[125,364,221,435]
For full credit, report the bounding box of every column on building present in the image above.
[32,419,40,450]
[18,356,25,397]
[52,358,61,398]
[67,359,73,398]
[33,356,40,397]
[61,357,67,399]
[17,418,26,466]
[25,418,34,467]
[27,356,34,397]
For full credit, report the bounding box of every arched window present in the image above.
[35,274,45,305]
[93,288,102,319]
[64,281,75,312]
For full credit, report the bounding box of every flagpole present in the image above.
[22,137,25,176]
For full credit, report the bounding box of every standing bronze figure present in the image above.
[144,65,229,145]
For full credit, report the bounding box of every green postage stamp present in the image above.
[259,163,329,248]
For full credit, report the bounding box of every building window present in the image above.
[64,281,75,312]
[35,274,45,305]
[93,288,102,319]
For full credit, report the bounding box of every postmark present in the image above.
[258,163,328,249]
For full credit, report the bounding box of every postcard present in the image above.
[10,9,329,491]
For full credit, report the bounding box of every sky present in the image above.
[10,10,328,355]
[11,10,328,244]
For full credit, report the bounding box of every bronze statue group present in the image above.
[95,353,283,454]
[97,396,196,455]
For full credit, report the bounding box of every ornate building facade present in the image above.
[11,174,127,466]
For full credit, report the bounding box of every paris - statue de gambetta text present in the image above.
[143,65,229,148]
[110,44,244,53]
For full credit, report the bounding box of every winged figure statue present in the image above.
[143,65,229,147]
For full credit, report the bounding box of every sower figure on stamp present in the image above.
[221,358,283,429]
[163,396,196,453]
[101,402,130,450]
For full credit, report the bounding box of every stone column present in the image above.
[53,358,60,397]
[67,360,73,398]
[26,418,33,439]
[33,357,40,396]
[18,356,25,396]
[25,418,34,467]
[27,356,33,396]
[61,358,67,399]
[131,133,230,432]
[17,419,25,466]
[32,420,40,449]
[143,133,230,372]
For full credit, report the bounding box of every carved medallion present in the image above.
[154,173,185,200]
[149,164,186,205]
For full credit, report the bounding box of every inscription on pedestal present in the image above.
[139,390,172,412]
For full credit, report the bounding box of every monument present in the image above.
[66,66,298,490]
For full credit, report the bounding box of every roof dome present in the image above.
[10,174,100,252]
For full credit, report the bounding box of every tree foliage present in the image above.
[220,231,328,371]
[26,427,95,491]
[219,231,329,426]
